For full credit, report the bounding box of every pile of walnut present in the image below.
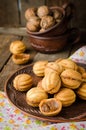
[10,40,30,65]
[25,5,62,32]
[13,58,86,116]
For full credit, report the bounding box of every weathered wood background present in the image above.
[0,0,86,91]
[0,0,86,31]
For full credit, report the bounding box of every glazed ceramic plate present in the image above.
[4,64,86,123]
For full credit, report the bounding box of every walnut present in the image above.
[40,16,55,29]
[25,7,37,21]
[52,9,62,20]
[37,5,50,18]
[27,22,38,32]
[39,28,46,32]
[27,16,41,32]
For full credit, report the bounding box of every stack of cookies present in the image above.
[10,40,30,65]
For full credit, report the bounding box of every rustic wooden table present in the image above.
[0,0,86,91]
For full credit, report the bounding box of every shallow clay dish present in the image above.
[4,64,86,123]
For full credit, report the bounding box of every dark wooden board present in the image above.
[0,0,19,27]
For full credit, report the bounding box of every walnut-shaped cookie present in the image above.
[33,60,48,76]
[76,83,86,100]
[26,87,48,107]
[10,40,26,54]
[42,71,61,94]
[45,62,63,75]
[37,5,50,18]
[82,72,86,82]
[39,98,62,116]
[54,88,76,107]
[12,53,30,65]
[77,66,85,74]
[61,69,82,89]
[13,74,33,91]
[57,59,78,70]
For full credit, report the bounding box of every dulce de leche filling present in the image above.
[41,100,59,112]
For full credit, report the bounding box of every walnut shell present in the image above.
[54,88,76,107]
[40,15,55,29]
[61,69,82,89]
[28,16,41,27]
[39,98,62,116]
[12,53,30,65]
[42,71,61,94]
[76,83,86,100]
[13,74,33,91]
[25,7,37,21]
[26,22,39,32]
[52,9,62,20]
[10,40,26,54]
[37,5,50,18]
[26,87,48,107]
[33,60,48,76]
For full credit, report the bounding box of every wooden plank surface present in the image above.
[0,35,37,91]
[0,34,21,71]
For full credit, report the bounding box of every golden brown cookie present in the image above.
[12,53,30,65]
[39,98,62,116]
[13,74,33,91]
[42,71,61,94]
[76,83,86,100]
[82,72,86,82]
[33,60,48,76]
[26,87,48,107]
[54,88,76,107]
[77,66,85,74]
[57,59,78,70]
[61,69,82,89]
[10,40,26,54]
[45,62,63,75]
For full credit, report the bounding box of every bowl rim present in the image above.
[26,6,66,35]
[28,30,69,40]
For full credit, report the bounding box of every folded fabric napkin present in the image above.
[0,91,86,130]
[69,45,86,64]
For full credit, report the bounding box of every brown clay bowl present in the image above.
[27,3,75,37]
[28,28,80,54]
